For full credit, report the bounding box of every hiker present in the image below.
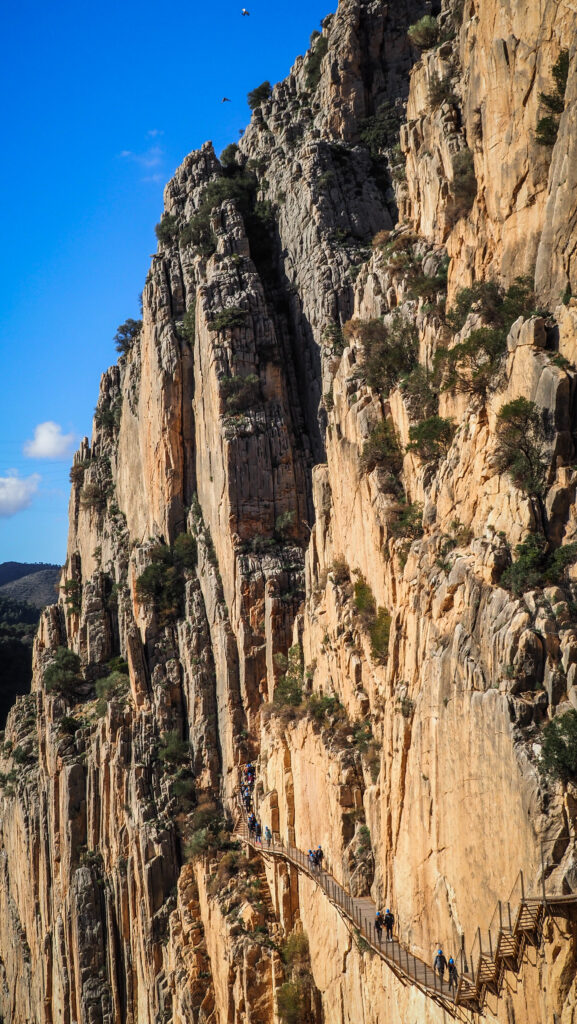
[375,912,383,943]
[434,949,447,982]
[316,845,324,870]
[384,908,394,941]
[448,957,458,993]
[248,813,256,837]
[255,821,262,844]
[308,849,316,869]
[264,825,272,848]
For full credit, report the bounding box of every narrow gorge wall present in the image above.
[2,0,577,1022]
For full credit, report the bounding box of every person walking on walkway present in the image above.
[434,949,447,983]
[255,821,262,844]
[448,956,458,993]
[316,845,324,870]
[264,825,272,848]
[375,911,383,944]
[384,908,394,941]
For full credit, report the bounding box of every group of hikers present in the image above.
[374,908,395,942]
[240,764,459,997]
[242,765,273,848]
[433,949,459,992]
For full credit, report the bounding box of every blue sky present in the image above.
[0,0,335,565]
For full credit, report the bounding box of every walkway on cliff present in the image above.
[233,805,577,1014]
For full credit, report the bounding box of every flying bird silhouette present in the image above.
[241,8,250,15]
[222,97,231,102]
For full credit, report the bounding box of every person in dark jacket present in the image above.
[375,912,383,943]
[434,949,447,981]
[384,908,394,941]
[448,956,458,992]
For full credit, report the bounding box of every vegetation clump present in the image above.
[155,214,178,246]
[305,34,328,91]
[407,416,455,463]
[353,576,390,662]
[44,647,82,699]
[136,534,197,623]
[359,101,403,157]
[536,51,569,146]
[494,398,549,498]
[220,374,261,414]
[114,318,142,355]
[247,81,272,110]
[347,314,419,394]
[408,15,439,49]
[277,930,315,1024]
[539,710,577,781]
[273,645,303,707]
[360,421,403,477]
[208,307,248,333]
[428,72,457,108]
[451,149,477,218]
[501,534,577,596]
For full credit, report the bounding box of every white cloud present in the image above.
[23,421,76,459]
[0,472,41,517]
[120,145,164,169]
[147,128,164,138]
[142,173,164,184]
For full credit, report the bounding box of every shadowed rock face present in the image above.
[1,1,577,1022]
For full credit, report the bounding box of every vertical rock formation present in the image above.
[1,0,577,1021]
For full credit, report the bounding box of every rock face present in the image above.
[2,1,577,1022]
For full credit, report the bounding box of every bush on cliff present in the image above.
[436,328,507,397]
[305,34,328,91]
[136,534,197,623]
[247,80,272,110]
[428,72,457,109]
[407,416,455,463]
[114,318,142,355]
[501,533,577,596]
[494,398,548,497]
[208,307,248,333]
[407,15,438,49]
[539,709,577,781]
[451,149,477,218]
[536,50,569,146]
[349,314,419,394]
[359,100,403,157]
[155,214,178,246]
[44,647,82,698]
[273,645,303,707]
[360,421,403,476]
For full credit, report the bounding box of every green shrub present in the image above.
[114,318,142,355]
[540,710,577,780]
[208,307,248,333]
[305,35,328,91]
[389,501,424,540]
[399,366,439,418]
[59,716,81,735]
[282,930,310,965]
[277,982,303,1024]
[273,645,303,707]
[446,281,505,333]
[155,214,178,246]
[369,607,391,662]
[136,536,196,623]
[220,143,239,170]
[501,533,577,595]
[94,401,121,432]
[179,172,258,257]
[247,81,272,110]
[494,398,548,497]
[322,323,345,355]
[451,149,477,217]
[69,462,87,486]
[307,694,343,724]
[44,647,82,698]
[331,556,350,585]
[428,72,457,108]
[437,327,507,397]
[354,577,376,621]
[95,671,128,702]
[275,509,296,539]
[407,416,455,462]
[180,302,196,345]
[358,100,403,157]
[352,314,419,394]
[220,373,260,413]
[158,731,191,767]
[408,15,439,48]
[360,421,403,474]
[63,579,82,615]
[79,483,106,512]
[536,51,569,147]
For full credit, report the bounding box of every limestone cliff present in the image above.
[2,0,577,1022]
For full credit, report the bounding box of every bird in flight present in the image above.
[222,97,231,102]
[241,8,250,15]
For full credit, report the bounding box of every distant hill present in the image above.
[0,593,43,726]
[0,562,61,610]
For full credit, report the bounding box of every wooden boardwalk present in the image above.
[233,803,577,1014]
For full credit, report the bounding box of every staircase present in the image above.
[232,802,576,1015]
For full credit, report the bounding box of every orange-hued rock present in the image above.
[2,1,577,1022]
